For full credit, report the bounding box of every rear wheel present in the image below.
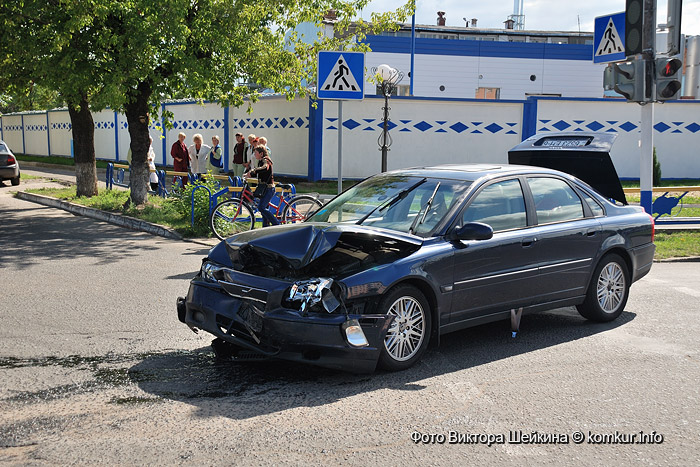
[378,285,432,371]
[209,199,254,240]
[282,195,323,224]
[11,174,20,186]
[577,253,629,322]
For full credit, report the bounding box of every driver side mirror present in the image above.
[449,222,494,241]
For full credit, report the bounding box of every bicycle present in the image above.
[209,180,323,240]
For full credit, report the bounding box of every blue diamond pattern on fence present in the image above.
[279,118,289,128]
[450,122,468,133]
[414,121,433,132]
[620,121,638,132]
[485,123,504,133]
[343,119,361,130]
[687,123,700,133]
[654,122,671,133]
[586,121,605,132]
[552,120,571,131]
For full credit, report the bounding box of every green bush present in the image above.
[166,173,224,235]
[653,147,662,186]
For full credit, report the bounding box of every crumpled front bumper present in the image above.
[178,277,393,373]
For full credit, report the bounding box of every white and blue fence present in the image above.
[2,95,699,181]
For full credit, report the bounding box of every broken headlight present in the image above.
[201,261,225,283]
[284,278,341,314]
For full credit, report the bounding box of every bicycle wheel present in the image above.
[282,195,323,224]
[209,199,255,240]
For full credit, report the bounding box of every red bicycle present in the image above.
[209,181,323,240]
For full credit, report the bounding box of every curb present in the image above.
[16,191,184,241]
[654,256,700,263]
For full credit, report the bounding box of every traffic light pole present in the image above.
[640,103,654,214]
[639,0,656,215]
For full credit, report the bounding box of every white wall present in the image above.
[1,115,24,154]
[228,97,310,176]
[48,110,72,156]
[321,97,524,178]
[22,113,49,156]
[163,102,224,167]
[535,98,700,179]
[3,96,699,181]
[364,51,607,100]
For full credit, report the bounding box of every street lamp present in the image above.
[372,64,403,172]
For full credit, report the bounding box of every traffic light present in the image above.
[655,57,683,100]
[625,0,644,56]
[609,59,648,102]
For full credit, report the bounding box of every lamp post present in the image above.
[372,64,403,172]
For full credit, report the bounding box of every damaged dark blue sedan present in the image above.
[178,153,655,373]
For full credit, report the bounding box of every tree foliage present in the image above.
[0,0,414,204]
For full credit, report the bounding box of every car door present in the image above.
[524,176,603,303]
[449,178,542,324]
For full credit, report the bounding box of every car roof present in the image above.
[381,163,571,181]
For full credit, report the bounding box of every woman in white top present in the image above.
[188,133,211,175]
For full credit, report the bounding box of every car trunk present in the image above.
[508,132,627,205]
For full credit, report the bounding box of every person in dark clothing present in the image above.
[170,132,189,185]
[231,132,248,177]
[245,145,279,227]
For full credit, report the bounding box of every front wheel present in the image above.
[209,199,255,240]
[378,285,432,371]
[577,253,629,322]
[282,195,323,224]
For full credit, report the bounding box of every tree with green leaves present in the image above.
[0,1,119,197]
[2,1,414,205]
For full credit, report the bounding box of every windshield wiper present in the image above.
[409,182,441,234]
[356,178,427,225]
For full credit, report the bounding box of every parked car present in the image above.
[178,154,655,373]
[0,141,20,186]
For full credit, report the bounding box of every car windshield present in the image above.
[309,175,471,236]
[0,142,8,153]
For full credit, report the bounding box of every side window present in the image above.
[580,191,605,217]
[462,179,527,232]
[528,177,584,224]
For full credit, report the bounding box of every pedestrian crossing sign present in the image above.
[317,51,365,100]
[593,12,626,64]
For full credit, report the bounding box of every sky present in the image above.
[358,0,700,36]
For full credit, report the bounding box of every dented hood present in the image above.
[224,223,423,270]
[508,132,627,205]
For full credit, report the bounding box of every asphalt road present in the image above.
[1,178,699,466]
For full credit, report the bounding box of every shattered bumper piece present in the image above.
[178,277,393,373]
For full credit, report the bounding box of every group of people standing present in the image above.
[170,132,279,226]
[170,132,223,184]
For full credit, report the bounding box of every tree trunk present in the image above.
[67,97,98,197]
[125,81,153,206]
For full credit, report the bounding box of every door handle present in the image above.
[586,229,597,237]
[521,237,537,247]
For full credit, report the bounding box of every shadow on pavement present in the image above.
[0,200,210,269]
[130,309,635,420]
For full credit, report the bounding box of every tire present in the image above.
[577,253,629,322]
[209,199,255,240]
[378,285,432,371]
[11,174,20,186]
[282,195,323,224]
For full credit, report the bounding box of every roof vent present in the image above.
[437,11,446,26]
